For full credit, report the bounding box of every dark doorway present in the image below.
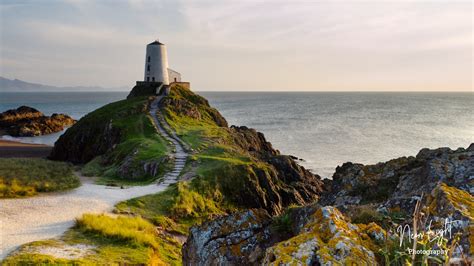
[147,77,150,82]
[152,77,155,82]
[174,78,177,82]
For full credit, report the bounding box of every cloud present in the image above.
[0,0,472,90]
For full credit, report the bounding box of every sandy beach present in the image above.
[0,140,52,158]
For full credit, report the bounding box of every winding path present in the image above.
[149,96,189,185]
[0,96,188,260]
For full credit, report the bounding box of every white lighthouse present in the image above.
[144,39,170,85]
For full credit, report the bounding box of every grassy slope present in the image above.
[116,86,269,229]
[79,96,172,184]
[0,158,79,198]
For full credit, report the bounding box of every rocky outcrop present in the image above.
[320,144,473,261]
[160,85,228,127]
[182,209,274,266]
[0,106,75,137]
[160,85,323,215]
[49,117,122,163]
[183,145,473,265]
[321,144,473,209]
[49,98,149,163]
[263,206,383,265]
[183,204,385,265]
[215,126,324,215]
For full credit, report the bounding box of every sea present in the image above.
[1,91,473,178]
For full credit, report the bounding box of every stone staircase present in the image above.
[149,96,188,185]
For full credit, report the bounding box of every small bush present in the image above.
[272,212,293,235]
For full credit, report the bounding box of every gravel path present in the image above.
[0,96,189,260]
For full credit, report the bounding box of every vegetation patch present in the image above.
[5,213,181,265]
[0,158,79,198]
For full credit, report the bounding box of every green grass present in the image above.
[72,96,172,183]
[3,213,180,265]
[0,158,79,198]
[76,214,159,249]
[116,182,225,235]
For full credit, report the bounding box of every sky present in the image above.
[0,0,472,91]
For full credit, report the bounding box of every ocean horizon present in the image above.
[1,91,473,178]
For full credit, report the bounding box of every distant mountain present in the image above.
[0,77,127,92]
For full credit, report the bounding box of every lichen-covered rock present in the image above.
[182,209,273,266]
[183,205,386,266]
[263,206,382,265]
[424,183,473,258]
[0,106,75,136]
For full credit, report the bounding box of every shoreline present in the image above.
[0,139,53,158]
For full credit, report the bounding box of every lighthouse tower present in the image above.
[144,39,169,85]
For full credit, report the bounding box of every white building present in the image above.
[144,39,181,85]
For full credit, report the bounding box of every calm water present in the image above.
[1,91,473,178]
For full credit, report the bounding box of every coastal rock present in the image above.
[230,125,277,157]
[320,144,473,260]
[321,145,473,209]
[183,204,384,265]
[263,206,381,265]
[0,106,75,137]
[160,85,323,215]
[182,209,273,266]
[223,125,324,214]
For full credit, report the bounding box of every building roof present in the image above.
[148,40,164,46]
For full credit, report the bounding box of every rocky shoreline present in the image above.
[182,144,473,265]
[0,106,75,137]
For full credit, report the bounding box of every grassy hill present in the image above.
[6,85,323,264]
